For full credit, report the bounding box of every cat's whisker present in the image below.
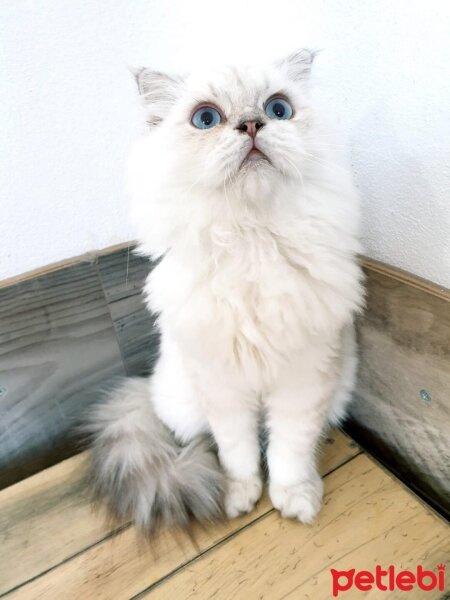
[222,167,232,205]
[311,142,403,168]
[311,142,386,157]
[125,243,130,290]
[176,161,207,197]
[223,168,242,230]
[300,151,350,176]
[283,157,306,194]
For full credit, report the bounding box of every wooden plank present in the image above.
[0,261,125,488]
[96,248,157,376]
[360,256,449,300]
[96,246,151,305]
[0,242,133,290]
[0,454,119,596]
[3,430,360,599]
[348,266,450,517]
[140,454,450,600]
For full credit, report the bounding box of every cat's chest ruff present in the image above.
[199,229,314,340]
[149,222,357,379]
[206,229,301,297]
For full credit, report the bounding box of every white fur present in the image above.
[129,52,364,522]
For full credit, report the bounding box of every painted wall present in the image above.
[1,0,449,286]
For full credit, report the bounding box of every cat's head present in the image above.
[133,50,319,199]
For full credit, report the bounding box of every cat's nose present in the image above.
[236,119,265,138]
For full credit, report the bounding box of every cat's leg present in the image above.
[328,324,358,425]
[153,335,261,518]
[151,336,209,442]
[265,343,340,523]
[202,383,262,518]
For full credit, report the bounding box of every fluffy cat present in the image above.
[87,50,364,533]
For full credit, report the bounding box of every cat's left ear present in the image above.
[276,49,318,83]
[133,68,183,126]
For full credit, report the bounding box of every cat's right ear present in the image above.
[133,68,183,127]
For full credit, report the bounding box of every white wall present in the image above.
[1,0,449,286]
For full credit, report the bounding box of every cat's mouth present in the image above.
[240,143,270,168]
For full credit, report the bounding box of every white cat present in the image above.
[87,50,364,532]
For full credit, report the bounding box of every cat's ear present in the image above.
[277,49,318,83]
[133,68,183,126]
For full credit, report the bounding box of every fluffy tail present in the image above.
[84,378,225,533]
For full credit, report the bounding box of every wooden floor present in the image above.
[0,430,448,600]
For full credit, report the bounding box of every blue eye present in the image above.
[264,97,293,120]
[191,106,222,129]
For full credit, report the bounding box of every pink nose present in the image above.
[236,120,264,138]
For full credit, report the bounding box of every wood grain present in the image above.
[349,266,450,518]
[0,261,125,488]
[0,242,133,290]
[141,455,450,600]
[97,248,157,376]
[2,429,359,599]
[0,453,120,595]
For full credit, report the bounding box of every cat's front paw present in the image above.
[269,475,323,524]
[224,474,262,519]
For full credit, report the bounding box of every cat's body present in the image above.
[87,51,364,532]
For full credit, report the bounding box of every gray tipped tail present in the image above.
[84,378,225,534]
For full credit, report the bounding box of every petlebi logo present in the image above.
[331,564,446,597]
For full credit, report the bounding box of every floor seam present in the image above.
[0,522,131,598]
[129,451,364,599]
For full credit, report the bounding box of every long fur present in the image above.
[87,50,365,533]
[86,379,225,533]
